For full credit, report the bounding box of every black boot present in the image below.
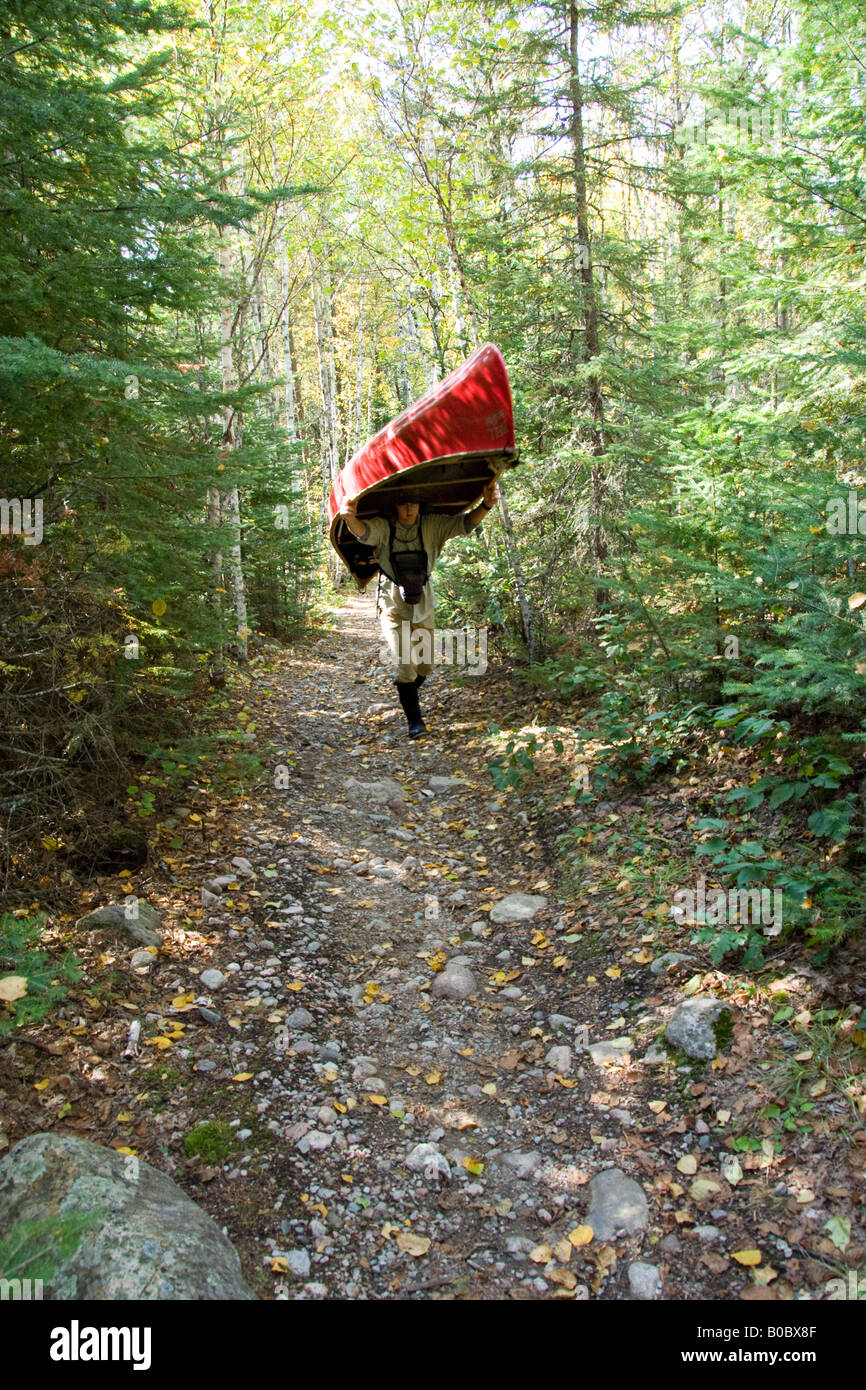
[396,680,426,739]
[414,674,426,689]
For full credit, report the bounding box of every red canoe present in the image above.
[327,342,519,588]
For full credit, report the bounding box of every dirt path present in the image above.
[9,592,864,1302]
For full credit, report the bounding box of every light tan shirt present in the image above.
[356,512,480,622]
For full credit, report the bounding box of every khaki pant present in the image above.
[379,611,435,682]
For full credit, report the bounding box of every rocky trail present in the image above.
[3,594,865,1303]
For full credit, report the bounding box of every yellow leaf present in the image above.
[334,1101,347,1114]
[677,1154,698,1175]
[145,1035,173,1049]
[530,1244,552,1263]
[481,1081,497,1096]
[171,993,195,1009]
[271,1257,289,1274]
[232,1071,254,1082]
[569,1225,594,1247]
[0,975,28,1003]
[405,1064,421,1076]
[115,1147,137,1157]
[552,955,568,969]
[732,1249,762,1266]
[555,1075,578,1088]
[648,1100,667,1114]
[365,1093,387,1105]
[152,598,167,616]
[462,1158,484,1175]
[553,1238,573,1263]
[809,1078,827,1097]
[633,948,654,964]
[341,1173,353,1184]
[424,1070,442,1085]
[396,1232,431,1257]
[116,1111,134,1123]
[34,1078,50,1091]
[605,966,622,979]
[286,981,304,992]
[549,1268,577,1289]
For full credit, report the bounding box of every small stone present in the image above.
[694,1225,721,1242]
[131,950,156,971]
[588,1038,633,1066]
[201,888,221,908]
[499,1151,541,1178]
[431,966,476,1000]
[628,1261,662,1300]
[549,1014,575,1034]
[545,1044,572,1074]
[199,969,227,991]
[286,1249,311,1278]
[75,902,162,949]
[288,1008,315,1030]
[230,857,255,877]
[665,998,733,1061]
[489,893,547,924]
[650,952,695,975]
[405,1144,451,1182]
[195,1059,217,1073]
[585,1168,649,1241]
[198,1007,221,1025]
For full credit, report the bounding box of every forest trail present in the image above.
[139,594,859,1301]
[5,595,863,1302]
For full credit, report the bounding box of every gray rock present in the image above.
[288,1007,315,1030]
[650,952,696,975]
[545,1044,572,1075]
[628,1261,662,1300]
[286,1249,311,1278]
[130,950,156,971]
[0,1132,255,1299]
[695,1225,721,1242]
[427,777,466,793]
[588,1037,633,1066]
[659,1233,682,1254]
[499,1151,541,1178]
[201,888,221,908]
[431,966,477,1000]
[230,856,255,877]
[640,1043,668,1066]
[405,1143,451,1182]
[489,893,547,924]
[343,776,406,818]
[195,1059,217,1072]
[75,902,162,949]
[585,1168,649,1241]
[665,998,733,1060]
[198,1006,221,1025]
[549,1013,575,1034]
[199,968,227,991]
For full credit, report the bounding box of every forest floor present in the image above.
[4,592,866,1301]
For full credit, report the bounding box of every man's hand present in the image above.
[482,480,500,509]
[340,495,370,540]
[340,496,358,519]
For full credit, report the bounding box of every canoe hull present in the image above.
[326,343,518,588]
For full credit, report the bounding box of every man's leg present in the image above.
[380,612,426,737]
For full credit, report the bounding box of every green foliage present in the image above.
[183,1120,235,1163]
[0,913,81,1036]
[0,1211,103,1284]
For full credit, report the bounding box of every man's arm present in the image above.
[340,497,378,544]
[465,479,500,530]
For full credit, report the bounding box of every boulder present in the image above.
[75,902,162,949]
[343,776,406,819]
[0,1132,256,1299]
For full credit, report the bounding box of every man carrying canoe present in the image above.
[340,481,500,738]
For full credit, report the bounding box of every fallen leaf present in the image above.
[396,1232,430,1257]
[462,1157,484,1175]
[648,1100,667,1114]
[365,1094,388,1106]
[232,1072,254,1082]
[732,1249,762,1266]
[677,1154,698,1175]
[271,1257,289,1273]
[569,1225,594,1247]
[530,1244,552,1263]
[33,1078,50,1091]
